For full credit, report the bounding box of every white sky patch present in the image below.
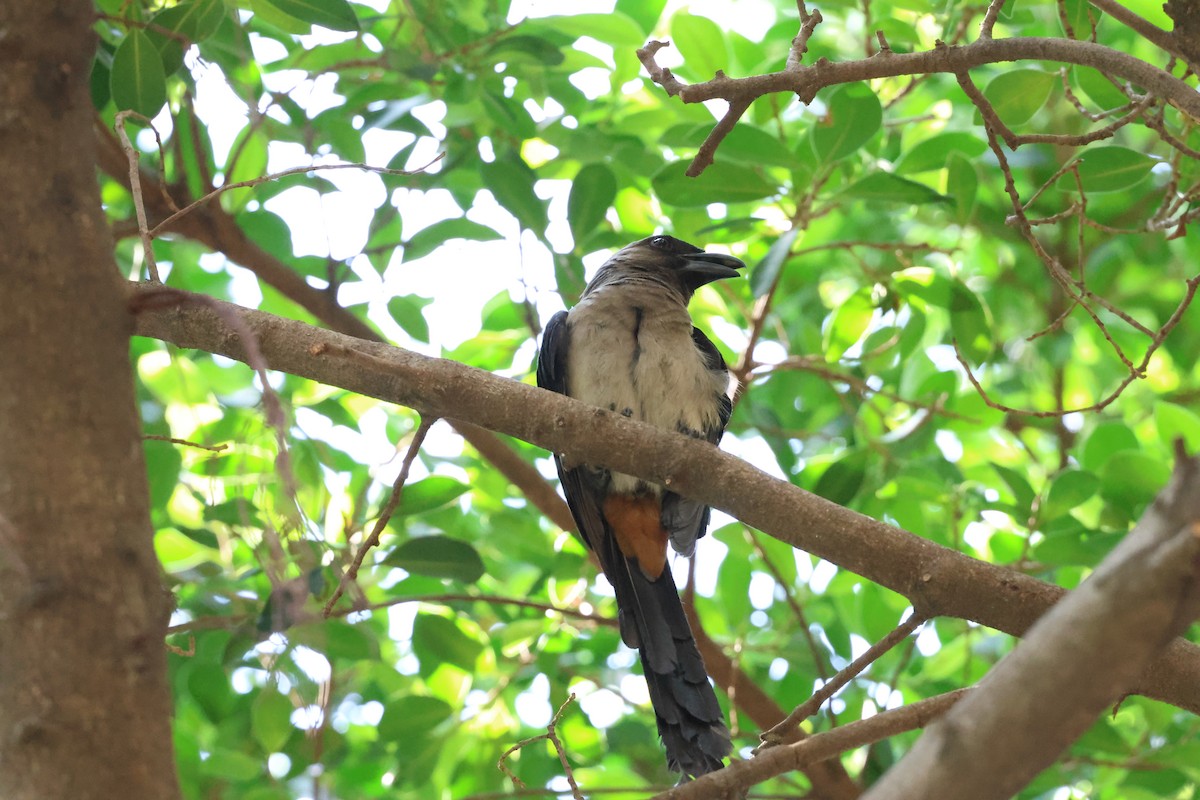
[508,0,615,24]
[514,673,553,727]
[809,558,838,593]
[916,623,942,656]
[569,68,613,100]
[691,533,728,597]
[748,571,777,610]
[192,63,247,165]
[620,673,651,705]
[934,429,964,462]
[579,687,625,728]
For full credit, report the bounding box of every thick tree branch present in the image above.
[639,35,1200,175]
[864,447,1200,800]
[128,283,1200,718]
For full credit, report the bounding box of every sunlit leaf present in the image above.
[1065,146,1157,193]
[811,84,882,162]
[251,688,294,752]
[670,13,728,81]
[982,69,1056,126]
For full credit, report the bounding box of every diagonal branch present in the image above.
[127,282,1200,718]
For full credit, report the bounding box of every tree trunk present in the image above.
[0,2,181,798]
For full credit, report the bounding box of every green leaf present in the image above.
[811,84,882,163]
[718,125,804,169]
[1099,450,1171,511]
[1080,422,1139,471]
[825,288,875,361]
[1060,0,1101,36]
[749,227,800,298]
[260,0,359,31]
[187,663,235,721]
[481,158,547,233]
[949,280,993,363]
[412,612,484,672]
[982,69,1055,126]
[486,35,566,67]
[1073,66,1127,111]
[399,476,470,516]
[993,464,1036,518]
[895,132,986,175]
[1042,469,1099,521]
[813,449,868,505]
[387,295,433,342]
[199,748,262,781]
[651,161,778,207]
[617,0,667,34]
[404,218,503,262]
[385,535,486,583]
[110,29,168,117]
[378,695,454,740]
[1066,146,1157,193]
[91,48,113,110]
[1155,403,1200,452]
[524,13,645,47]
[946,153,978,224]
[567,163,618,245]
[251,688,294,752]
[670,13,728,81]
[843,172,950,205]
[147,0,226,73]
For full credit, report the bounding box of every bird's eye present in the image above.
[651,236,668,248]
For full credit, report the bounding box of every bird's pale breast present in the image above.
[566,285,726,495]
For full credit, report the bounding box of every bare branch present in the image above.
[864,449,1200,800]
[323,416,436,615]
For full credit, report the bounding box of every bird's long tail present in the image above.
[617,559,731,778]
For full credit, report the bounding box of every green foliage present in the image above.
[98,0,1200,797]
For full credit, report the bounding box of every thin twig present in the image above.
[143,434,229,453]
[148,155,446,238]
[758,612,928,747]
[498,694,584,800]
[115,110,161,282]
[323,417,436,615]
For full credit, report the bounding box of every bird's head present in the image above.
[593,235,744,299]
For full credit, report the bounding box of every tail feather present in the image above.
[622,559,731,778]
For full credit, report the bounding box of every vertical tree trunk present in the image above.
[0,3,181,798]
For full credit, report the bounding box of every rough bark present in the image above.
[0,4,181,798]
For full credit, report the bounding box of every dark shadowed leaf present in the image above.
[652,161,778,207]
[843,172,950,205]
[385,535,486,583]
[111,29,168,117]
[404,218,503,262]
[568,163,618,244]
[261,0,359,31]
[749,227,800,298]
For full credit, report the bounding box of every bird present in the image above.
[536,234,742,779]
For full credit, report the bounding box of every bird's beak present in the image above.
[680,252,744,288]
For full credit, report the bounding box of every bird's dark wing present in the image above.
[537,312,615,561]
[660,327,731,557]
